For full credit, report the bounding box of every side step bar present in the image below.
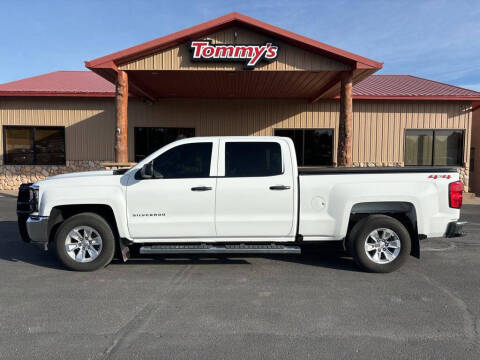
[139,244,301,255]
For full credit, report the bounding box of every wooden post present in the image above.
[337,71,353,166]
[115,70,129,163]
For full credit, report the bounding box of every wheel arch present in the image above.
[48,204,120,245]
[346,201,420,258]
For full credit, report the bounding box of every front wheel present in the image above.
[348,215,411,273]
[55,213,115,271]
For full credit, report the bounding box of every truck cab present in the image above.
[126,137,297,241]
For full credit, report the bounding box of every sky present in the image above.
[0,0,479,90]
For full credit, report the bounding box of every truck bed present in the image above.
[298,166,458,175]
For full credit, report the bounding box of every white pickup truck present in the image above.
[17,136,465,273]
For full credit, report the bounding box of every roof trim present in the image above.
[0,91,114,98]
[348,95,480,101]
[2,93,478,101]
[85,12,383,70]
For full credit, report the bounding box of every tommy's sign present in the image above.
[190,41,279,69]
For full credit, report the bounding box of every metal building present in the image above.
[1,13,479,192]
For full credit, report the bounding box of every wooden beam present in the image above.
[309,73,342,103]
[115,70,129,163]
[337,71,353,167]
[127,72,157,102]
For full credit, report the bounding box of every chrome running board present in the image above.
[139,243,301,255]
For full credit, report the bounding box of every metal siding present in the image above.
[352,101,471,166]
[0,97,115,161]
[1,98,471,169]
[127,99,340,162]
[471,107,480,193]
[119,27,350,72]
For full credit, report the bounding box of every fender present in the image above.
[37,181,130,239]
[325,180,436,239]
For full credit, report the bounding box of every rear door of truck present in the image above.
[215,138,296,238]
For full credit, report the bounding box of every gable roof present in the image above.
[352,75,480,100]
[0,71,114,97]
[85,12,383,70]
[1,71,479,101]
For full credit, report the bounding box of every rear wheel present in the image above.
[55,213,115,271]
[348,215,411,273]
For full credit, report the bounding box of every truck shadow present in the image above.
[119,245,358,272]
[118,251,359,272]
[0,221,65,270]
[0,220,359,272]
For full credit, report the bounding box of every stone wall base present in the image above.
[0,161,107,190]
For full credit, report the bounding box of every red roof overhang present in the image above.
[85,12,383,71]
[344,95,480,101]
[0,91,114,97]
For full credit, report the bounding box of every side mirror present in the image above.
[140,162,153,179]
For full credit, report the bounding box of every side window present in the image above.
[405,129,464,166]
[225,142,282,177]
[275,128,333,166]
[152,142,212,179]
[3,126,65,165]
[134,127,195,162]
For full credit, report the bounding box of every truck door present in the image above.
[215,139,295,238]
[126,140,218,239]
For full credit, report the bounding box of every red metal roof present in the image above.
[85,12,383,70]
[352,75,480,100]
[1,71,479,101]
[0,71,115,97]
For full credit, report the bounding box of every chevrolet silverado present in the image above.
[17,136,465,272]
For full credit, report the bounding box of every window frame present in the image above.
[152,142,213,179]
[136,141,216,180]
[134,126,196,162]
[404,128,465,167]
[273,128,334,167]
[3,125,66,165]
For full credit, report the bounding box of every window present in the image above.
[405,130,464,166]
[3,126,65,165]
[274,129,333,166]
[225,142,282,177]
[152,142,212,178]
[134,127,195,162]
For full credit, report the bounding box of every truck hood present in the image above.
[35,170,125,189]
[46,170,115,180]
[34,169,129,215]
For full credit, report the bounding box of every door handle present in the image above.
[191,186,212,191]
[269,185,291,190]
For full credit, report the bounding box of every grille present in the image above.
[17,183,35,215]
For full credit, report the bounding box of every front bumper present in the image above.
[446,221,467,238]
[25,216,49,250]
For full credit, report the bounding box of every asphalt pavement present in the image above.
[0,194,479,359]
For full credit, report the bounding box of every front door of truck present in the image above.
[215,139,295,238]
[126,140,218,239]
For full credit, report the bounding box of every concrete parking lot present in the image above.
[0,194,479,359]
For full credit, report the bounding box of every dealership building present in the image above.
[1,12,479,193]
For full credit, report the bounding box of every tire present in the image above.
[55,212,115,271]
[348,214,411,273]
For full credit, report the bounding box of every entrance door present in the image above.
[126,140,218,239]
[215,139,295,238]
